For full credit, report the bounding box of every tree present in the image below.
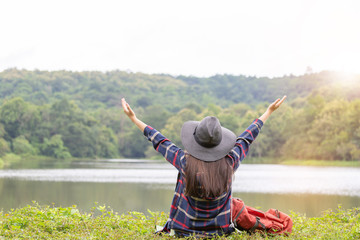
[161,109,198,147]
[40,134,71,159]
[0,97,28,139]
[142,105,171,131]
[62,123,95,158]
[12,136,36,155]
[93,126,118,158]
[0,138,10,157]
[118,125,149,158]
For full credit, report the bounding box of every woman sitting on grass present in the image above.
[121,96,287,238]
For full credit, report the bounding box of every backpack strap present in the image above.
[275,209,280,218]
[233,204,245,228]
[250,216,266,233]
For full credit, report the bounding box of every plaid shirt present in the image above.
[143,119,263,237]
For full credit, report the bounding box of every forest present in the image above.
[0,68,360,167]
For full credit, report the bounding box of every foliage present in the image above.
[0,97,29,139]
[0,203,169,240]
[1,69,360,162]
[0,203,359,239]
[161,108,198,147]
[1,69,357,112]
[1,153,21,165]
[40,135,71,159]
[0,138,10,157]
[12,135,36,155]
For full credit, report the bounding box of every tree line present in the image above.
[0,69,359,165]
[2,68,359,111]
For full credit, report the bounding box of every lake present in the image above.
[0,159,359,217]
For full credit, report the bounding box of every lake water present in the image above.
[0,159,359,217]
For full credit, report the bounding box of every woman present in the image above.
[121,96,286,237]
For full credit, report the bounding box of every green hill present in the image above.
[0,68,360,164]
[2,68,358,110]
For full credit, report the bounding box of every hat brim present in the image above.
[181,121,237,161]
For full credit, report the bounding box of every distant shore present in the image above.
[1,154,360,169]
[279,159,360,167]
[247,157,360,167]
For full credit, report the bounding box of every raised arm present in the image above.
[228,96,287,170]
[121,98,185,170]
[121,98,147,132]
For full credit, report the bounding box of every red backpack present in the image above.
[231,198,293,235]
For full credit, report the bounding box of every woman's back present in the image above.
[142,119,263,237]
[184,155,232,199]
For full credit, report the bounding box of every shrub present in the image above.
[2,153,22,166]
[12,136,36,155]
[40,135,72,159]
[0,138,10,157]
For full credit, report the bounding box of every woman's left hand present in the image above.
[121,98,136,120]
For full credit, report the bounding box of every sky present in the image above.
[0,0,360,77]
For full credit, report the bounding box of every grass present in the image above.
[0,203,359,239]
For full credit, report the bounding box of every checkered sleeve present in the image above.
[143,126,185,171]
[227,119,263,171]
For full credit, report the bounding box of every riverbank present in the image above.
[280,159,360,167]
[247,157,360,167]
[0,203,359,239]
[0,154,88,169]
[1,153,360,169]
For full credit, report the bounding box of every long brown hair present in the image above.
[184,154,233,198]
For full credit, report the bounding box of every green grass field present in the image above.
[0,203,359,239]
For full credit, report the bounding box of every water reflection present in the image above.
[232,192,360,216]
[1,164,360,196]
[234,164,360,196]
[0,179,174,214]
[0,161,359,217]
[0,178,359,217]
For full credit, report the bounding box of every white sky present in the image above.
[0,0,359,77]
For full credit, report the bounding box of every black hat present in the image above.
[181,116,237,161]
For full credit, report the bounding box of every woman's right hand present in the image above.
[267,95,287,113]
[259,96,287,123]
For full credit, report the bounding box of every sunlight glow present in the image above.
[332,72,359,86]
[0,0,360,77]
